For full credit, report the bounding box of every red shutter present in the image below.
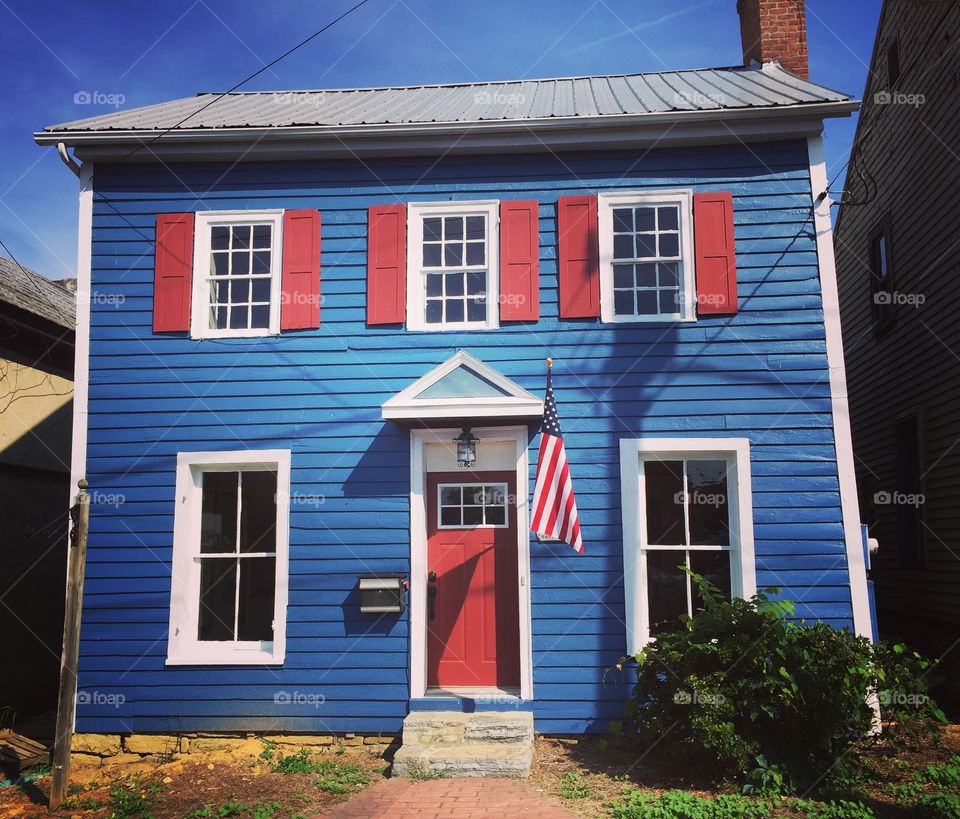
[693,192,738,316]
[367,204,406,325]
[280,209,321,330]
[153,213,194,333]
[557,195,600,318]
[499,200,540,322]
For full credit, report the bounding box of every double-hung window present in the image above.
[168,450,290,665]
[598,191,695,323]
[407,201,500,331]
[192,211,284,339]
[619,438,756,652]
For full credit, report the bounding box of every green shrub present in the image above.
[793,798,875,819]
[923,756,960,788]
[271,747,326,774]
[625,573,942,793]
[610,788,770,819]
[915,792,960,819]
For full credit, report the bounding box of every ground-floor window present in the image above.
[167,450,291,665]
[619,438,756,652]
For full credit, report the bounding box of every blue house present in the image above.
[37,0,872,773]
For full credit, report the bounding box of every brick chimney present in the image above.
[737,0,809,79]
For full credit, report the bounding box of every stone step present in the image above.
[400,711,532,746]
[392,742,533,778]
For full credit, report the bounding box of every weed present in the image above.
[915,792,960,819]
[611,788,771,818]
[216,801,247,817]
[315,762,371,795]
[107,783,158,818]
[559,772,593,800]
[251,801,283,819]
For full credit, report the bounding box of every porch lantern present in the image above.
[454,426,479,468]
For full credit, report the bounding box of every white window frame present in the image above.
[406,200,500,331]
[598,191,695,324]
[191,210,284,340]
[167,449,291,665]
[619,438,756,653]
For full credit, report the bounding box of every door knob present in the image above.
[428,571,437,583]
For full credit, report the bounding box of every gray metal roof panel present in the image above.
[0,257,75,330]
[42,64,852,134]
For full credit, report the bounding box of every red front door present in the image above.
[426,471,520,689]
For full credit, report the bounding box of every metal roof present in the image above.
[0,256,75,330]
[42,64,851,135]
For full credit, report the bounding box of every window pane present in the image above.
[424,218,442,241]
[613,234,634,259]
[251,278,271,302]
[613,290,635,316]
[423,243,442,267]
[446,273,464,296]
[690,550,731,609]
[198,558,236,641]
[441,506,461,526]
[659,290,679,315]
[659,262,679,287]
[465,216,484,240]
[229,305,248,329]
[687,460,729,546]
[201,472,238,553]
[636,290,658,316]
[465,241,485,265]
[250,305,270,329]
[612,208,633,232]
[240,470,277,553]
[211,304,229,330]
[635,234,656,257]
[645,460,684,545]
[657,206,679,230]
[232,253,250,275]
[426,272,443,297]
[232,226,251,249]
[231,279,250,303]
[467,298,486,322]
[211,252,229,276]
[462,505,483,525]
[636,263,657,287]
[446,299,464,323]
[444,243,463,267]
[485,505,505,525]
[659,233,680,258]
[252,251,271,274]
[210,279,230,304]
[635,207,656,232]
[613,264,634,289]
[252,224,271,248]
[441,486,461,505]
[466,271,485,295]
[465,486,485,506]
[425,300,443,323]
[647,550,688,634]
[211,227,230,250]
[445,217,463,240]
[237,557,276,641]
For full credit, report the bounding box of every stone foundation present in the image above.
[69,732,398,767]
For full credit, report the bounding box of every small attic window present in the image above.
[886,39,901,86]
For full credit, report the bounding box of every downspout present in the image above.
[57,142,82,177]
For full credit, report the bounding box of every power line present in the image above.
[113,0,374,165]
[0,237,73,327]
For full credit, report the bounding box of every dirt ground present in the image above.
[1,726,958,818]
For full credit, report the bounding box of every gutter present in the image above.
[34,100,860,148]
[56,142,82,177]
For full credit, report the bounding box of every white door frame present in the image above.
[409,426,533,700]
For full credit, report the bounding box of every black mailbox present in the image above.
[357,573,406,614]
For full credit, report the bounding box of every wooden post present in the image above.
[49,480,89,810]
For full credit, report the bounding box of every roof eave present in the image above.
[36,100,859,161]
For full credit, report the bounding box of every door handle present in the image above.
[428,571,437,583]
[427,585,437,620]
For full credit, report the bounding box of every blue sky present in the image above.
[0,0,881,279]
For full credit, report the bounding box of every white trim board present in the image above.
[807,135,872,639]
[382,350,543,420]
[70,163,93,511]
[408,426,533,700]
[619,437,757,653]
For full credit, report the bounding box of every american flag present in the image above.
[531,364,584,553]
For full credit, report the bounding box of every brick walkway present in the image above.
[319,778,575,818]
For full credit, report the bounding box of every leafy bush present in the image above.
[923,756,960,788]
[610,788,770,819]
[915,792,960,819]
[625,573,942,793]
[793,798,875,819]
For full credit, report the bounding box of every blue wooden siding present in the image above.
[79,139,853,736]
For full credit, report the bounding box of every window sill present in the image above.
[166,646,283,666]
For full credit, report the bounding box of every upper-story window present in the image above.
[598,191,695,323]
[407,201,500,331]
[191,210,284,339]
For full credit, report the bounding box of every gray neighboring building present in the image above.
[834,0,960,709]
